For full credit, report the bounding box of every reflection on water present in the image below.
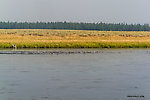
[0,49,150,100]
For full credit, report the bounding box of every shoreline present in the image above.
[0,48,149,55]
[0,50,102,55]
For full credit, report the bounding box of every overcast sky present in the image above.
[0,0,149,24]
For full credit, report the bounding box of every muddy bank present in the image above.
[0,50,102,55]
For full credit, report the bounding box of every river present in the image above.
[0,49,150,100]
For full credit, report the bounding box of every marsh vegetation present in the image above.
[0,29,150,48]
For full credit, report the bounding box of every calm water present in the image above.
[0,49,150,100]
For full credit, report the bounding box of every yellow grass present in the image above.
[0,29,150,48]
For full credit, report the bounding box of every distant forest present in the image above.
[0,21,149,31]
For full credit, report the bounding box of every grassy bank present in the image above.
[0,29,150,48]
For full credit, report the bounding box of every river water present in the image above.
[0,49,150,100]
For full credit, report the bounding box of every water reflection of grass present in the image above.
[0,29,150,48]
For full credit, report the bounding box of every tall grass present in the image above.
[0,29,150,48]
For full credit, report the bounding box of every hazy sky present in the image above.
[0,0,149,24]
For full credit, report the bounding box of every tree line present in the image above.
[0,21,149,31]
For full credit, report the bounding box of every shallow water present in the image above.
[0,49,150,100]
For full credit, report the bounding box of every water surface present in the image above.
[0,49,150,100]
